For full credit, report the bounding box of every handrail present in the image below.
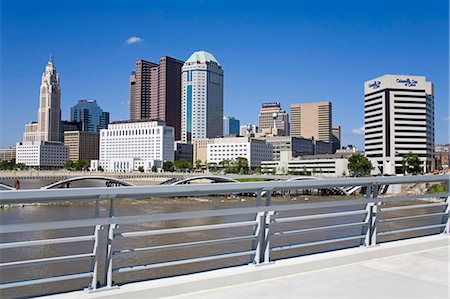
[0,174,448,204]
[0,174,448,296]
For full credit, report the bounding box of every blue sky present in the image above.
[1,0,449,149]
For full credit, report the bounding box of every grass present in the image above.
[426,183,447,194]
[235,178,271,182]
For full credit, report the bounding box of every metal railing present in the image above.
[0,174,448,296]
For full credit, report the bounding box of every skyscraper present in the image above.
[129,71,136,118]
[181,51,223,143]
[129,56,184,140]
[223,116,240,136]
[22,56,61,142]
[258,102,289,136]
[70,99,110,132]
[364,74,435,174]
[290,101,332,143]
[37,56,61,142]
[17,56,69,167]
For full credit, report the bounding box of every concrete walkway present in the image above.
[48,235,449,299]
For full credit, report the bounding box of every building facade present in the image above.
[0,147,16,161]
[16,141,69,168]
[435,144,449,170]
[174,141,193,163]
[181,51,224,143]
[240,124,258,136]
[258,102,289,136]
[130,56,184,140]
[262,157,350,177]
[223,116,240,136]
[290,101,332,143]
[60,120,82,141]
[261,136,314,161]
[207,137,273,168]
[64,131,99,162]
[95,120,174,172]
[364,74,435,174]
[332,125,341,153]
[193,138,215,164]
[70,99,109,132]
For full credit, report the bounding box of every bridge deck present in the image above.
[46,234,449,299]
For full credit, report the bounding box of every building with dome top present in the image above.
[181,51,223,143]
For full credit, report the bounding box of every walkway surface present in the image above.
[48,235,449,299]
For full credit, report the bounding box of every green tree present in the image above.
[302,166,308,176]
[151,165,158,172]
[174,159,193,172]
[0,160,14,170]
[74,160,89,171]
[137,166,145,172]
[219,159,231,169]
[194,160,203,170]
[401,152,422,174]
[64,161,75,170]
[97,165,104,172]
[15,163,26,170]
[348,153,374,176]
[162,161,174,172]
[207,162,218,172]
[235,157,249,174]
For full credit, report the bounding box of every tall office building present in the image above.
[17,56,68,167]
[290,101,332,143]
[181,51,223,143]
[332,125,341,153]
[129,71,136,117]
[70,99,110,132]
[223,116,240,136]
[22,56,62,142]
[129,56,184,140]
[258,103,289,136]
[364,74,435,174]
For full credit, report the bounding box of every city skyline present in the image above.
[1,0,448,149]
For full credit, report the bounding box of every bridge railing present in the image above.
[0,175,449,297]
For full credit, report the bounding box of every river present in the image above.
[0,178,445,298]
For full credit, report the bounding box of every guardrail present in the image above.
[0,175,449,297]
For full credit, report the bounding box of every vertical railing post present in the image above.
[253,211,274,264]
[254,212,265,264]
[444,180,450,234]
[105,223,117,288]
[88,225,102,290]
[264,211,274,263]
[256,191,262,207]
[364,185,379,247]
[265,190,273,206]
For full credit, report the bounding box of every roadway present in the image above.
[46,234,449,299]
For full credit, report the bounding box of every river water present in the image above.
[0,178,446,298]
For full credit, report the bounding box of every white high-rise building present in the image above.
[364,74,435,175]
[181,51,223,143]
[94,120,174,172]
[17,56,68,168]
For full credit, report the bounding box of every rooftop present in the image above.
[185,51,220,66]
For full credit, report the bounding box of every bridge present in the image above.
[0,175,448,298]
[40,176,136,189]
